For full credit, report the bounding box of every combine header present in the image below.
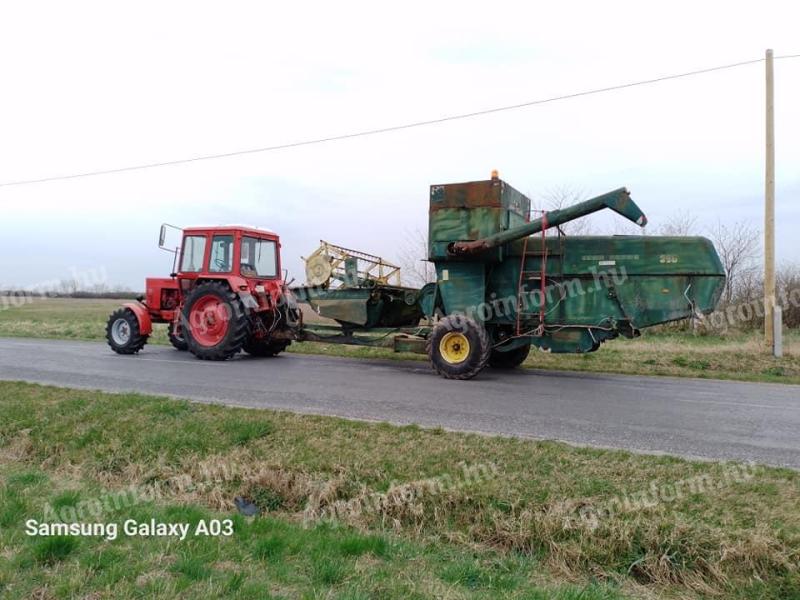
[107,172,725,379]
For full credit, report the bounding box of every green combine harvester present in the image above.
[295,173,725,379]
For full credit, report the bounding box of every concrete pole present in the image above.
[764,49,776,351]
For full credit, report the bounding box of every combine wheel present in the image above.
[489,343,531,369]
[183,282,250,360]
[106,308,149,354]
[168,319,188,351]
[427,315,490,380]
[243,338,290,357]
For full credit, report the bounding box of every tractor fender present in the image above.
[122,302,153,335]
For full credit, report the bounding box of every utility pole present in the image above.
[764,48,776,352]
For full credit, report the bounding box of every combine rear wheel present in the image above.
[489,343,531,369]
[243,338,290,357]
[168,319,188,351]
[183,282,250,360]
[427,315,490,380]
[106,308,149,354]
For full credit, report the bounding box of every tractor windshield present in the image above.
[180,235,207,272]
[209,235,234,273]
[241,236,277,278]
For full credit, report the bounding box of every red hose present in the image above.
[539,213,548,329]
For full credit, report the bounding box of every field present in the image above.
[1,296,798,384]
[1,381,798,599]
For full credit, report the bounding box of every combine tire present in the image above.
[106,308,149,354]
[168,319,188,351]
[489,343,531,369]
[243,339,290,357]
[183,282,250,360]
[427,315,490,380]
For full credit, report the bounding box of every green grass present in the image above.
[1,382,798,599]
[33,536,79,565]
[1,296,799,384]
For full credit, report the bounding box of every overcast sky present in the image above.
[1,1,798,290]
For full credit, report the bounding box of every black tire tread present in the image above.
[183,282,250,361]
[243,339,290,357]
[106,307,149,355]
[168,320,189,351]
[489,343,531,369]
[426,315,490,380]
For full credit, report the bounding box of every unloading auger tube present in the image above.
[448,187,648,256]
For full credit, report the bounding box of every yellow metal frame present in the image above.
[303,240,402,288]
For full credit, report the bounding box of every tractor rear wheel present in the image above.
[243,338,290,357]
[168,319,188,351]
[427,315,490,380]
[106,308,149,354]
[183,282,250,360]
[489,343,531,369]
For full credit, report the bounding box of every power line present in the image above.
[2,53,799,188]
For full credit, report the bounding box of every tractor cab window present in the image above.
[180,235,207,272]
[209,235,234,273]
[241,236,277,278]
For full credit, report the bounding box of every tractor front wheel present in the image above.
[183,282,250,360]
[489,343,531,369]
[106,308,149,354]
[243,338,290,357]
[427,315,490,380]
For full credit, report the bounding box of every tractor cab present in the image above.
[176,226,280,280]
[174,226,282,296]
[145,225,287,325]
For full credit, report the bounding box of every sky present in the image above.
[0,1,798,290]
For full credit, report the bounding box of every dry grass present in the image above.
[523,331,800,383]
[1,382,798,599]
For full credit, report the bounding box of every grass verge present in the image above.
[0,296,799,384]
[1,381,798,599]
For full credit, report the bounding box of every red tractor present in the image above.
[106,224,302,360]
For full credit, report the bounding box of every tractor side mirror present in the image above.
[159,224,167,248]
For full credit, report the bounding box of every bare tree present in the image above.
[397,228,436,288]
[536,185,594,235]
[706,220,760,305]
[779,263,800,328]
[58,278,79,295]
[657,210,698,236]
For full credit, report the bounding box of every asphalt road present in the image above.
[1,337,798,469]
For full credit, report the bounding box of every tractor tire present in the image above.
[183,282,250,361]
[106,307,149,355]
[243,338,290,357]
[427,315,490,380]
[489,343,531,369]
[168,319,188,351]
